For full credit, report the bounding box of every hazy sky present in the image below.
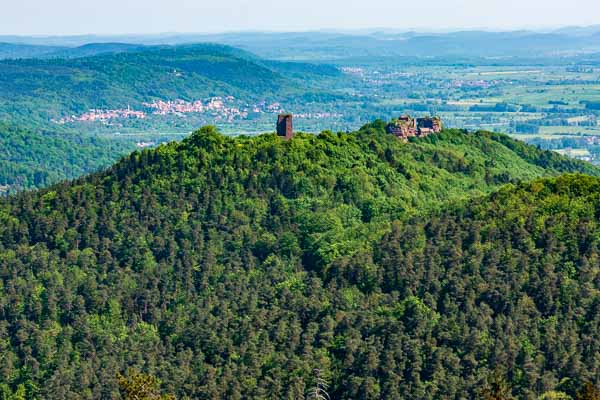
[2,0,600,35]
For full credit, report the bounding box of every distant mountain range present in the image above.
[2,27,600,61]
[202,30,600,60]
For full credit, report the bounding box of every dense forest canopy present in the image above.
[0,124,598,399]
[0,122,140,194]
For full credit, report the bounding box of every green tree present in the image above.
[117,371,176,400]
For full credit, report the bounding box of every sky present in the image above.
[2,0,600,36]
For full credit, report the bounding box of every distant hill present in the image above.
[42,42,147,59]
[0,43,336,127]
[0,42,66,59]
[0,42,146,60]
[0,125,598,398]
[553,24,600,36]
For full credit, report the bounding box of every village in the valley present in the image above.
[52,96,343,126]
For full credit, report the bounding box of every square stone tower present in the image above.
[277,114,294,139]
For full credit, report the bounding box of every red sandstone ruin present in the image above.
[386,115,442,140]
[277,114,294,139]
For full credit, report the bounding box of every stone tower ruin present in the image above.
[277,114,293,139]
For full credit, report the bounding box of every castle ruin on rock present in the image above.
[275,113,441,141]
[386,115,442,140]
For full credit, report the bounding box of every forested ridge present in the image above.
[0,124,599,399]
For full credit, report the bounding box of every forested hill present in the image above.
[0,126,599,399]
[0,43,337,127]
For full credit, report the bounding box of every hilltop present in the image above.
[0,43,346,193]
[0,125,598,398]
